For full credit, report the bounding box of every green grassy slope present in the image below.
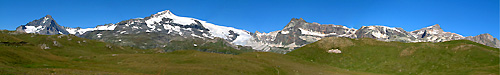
[287,37,499,75]
[0,30,371,75]
[2,30,498,75]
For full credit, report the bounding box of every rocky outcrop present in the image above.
[465,33,500,48]
[410,24,464,42]
[355,26,415,42]
[251,18,357,52]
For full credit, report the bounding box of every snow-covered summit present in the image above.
[145,10,197,25]
[16,15,70,35]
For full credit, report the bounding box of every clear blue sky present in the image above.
[0,0,498,38]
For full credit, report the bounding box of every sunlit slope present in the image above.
[0,30,152,74]
[287,37,499,75]
[0,30,374,75]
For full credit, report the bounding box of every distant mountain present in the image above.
[15,10,499,54]
[465,33,500,48]
[250,18,357,52]
[253,18,499,50]
[75,10,258,54]
[410,24,465,42]
[16,15,69,35]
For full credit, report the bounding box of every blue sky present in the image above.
[0,0,498,38]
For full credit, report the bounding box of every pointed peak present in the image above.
[44,15,52,18]
[42,15,54,20]
[159,10,172,14]
[422,24,442,30]
[255,31,261,33]
[153,10,175,16]
[431,24,440,28]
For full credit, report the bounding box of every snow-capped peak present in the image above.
[15,15,72,35]
[426,24,440,29]
[145,10,196,25]
[151,10,175,17]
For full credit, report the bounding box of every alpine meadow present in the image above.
[1,0,499,75]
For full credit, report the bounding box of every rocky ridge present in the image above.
[15,10,499,53]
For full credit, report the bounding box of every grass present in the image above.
[287,37,499,75]
[0,30,371,75]
[1,30,498,74]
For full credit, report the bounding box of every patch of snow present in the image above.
[95,24,117,30]
[365,26,401,32]
[299,36,322,42]
[66,28,77,34]
[97,34,102,38]
[430,29,440,34]
[200,21,253,45]
[202,33,212,39]
[65,24,116,34]
[299,28,337,37]
[119,31,127,34]
[145,10,196,25]
[371,31,388,38]
[281,31,289,34]
[42,17,49,23]
[327,49,341,54]
[191,34,203,38]
[132,26,139,29]
[147,24,156,30]
[24,26,43,33]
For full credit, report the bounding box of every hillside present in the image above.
[0,30,372,74]
[287,37,499,75]
[2,30,499,74]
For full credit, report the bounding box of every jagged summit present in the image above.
[149,10,175,18]
[15,15,69,35]
[283,18,308,29]
[412,24,445,36]
[44,15,52,18]
[425,24,442,31]
[290,18,306,22]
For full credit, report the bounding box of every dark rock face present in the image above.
[16,15,69,35]
[465,33,500,48]
[227,30,239,41]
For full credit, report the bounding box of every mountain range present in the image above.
[15,10,500,53]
